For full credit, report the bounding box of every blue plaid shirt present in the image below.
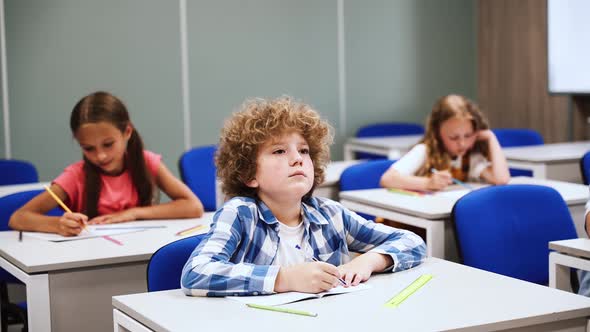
[181,196,426,297]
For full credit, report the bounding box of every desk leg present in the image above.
[549,252,590,292]
[425,220,445,258]
[344,144,355,160]
[0,255,52,331]
[531,164,547,179]
[26,274,51,331]
[113,309,153,332]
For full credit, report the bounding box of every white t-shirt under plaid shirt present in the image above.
[181,196,426,297]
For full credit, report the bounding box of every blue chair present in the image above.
[356,123,424,159]
[178,145,217,212]
[0,160,38,186]
[340,159,396,221]
[452,185,577,285]
[492,128,544,177]
[580,151,590,185]
[0,190,63,332]
[147,234,205,292]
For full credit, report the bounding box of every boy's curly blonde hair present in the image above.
[216,96,333,200]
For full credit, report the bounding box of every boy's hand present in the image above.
[274,262,342,293]
[338,253,394,286]
[337,260,373,287]
[58,212,88,236]
[88,209,137,225]
[428,170,452,190]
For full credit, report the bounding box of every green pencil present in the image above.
[246,303,318,317]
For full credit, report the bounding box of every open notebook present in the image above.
[23,225,153,242]
[228,283,371,306]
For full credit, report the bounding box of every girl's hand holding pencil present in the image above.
[44,185,88,237]
[428,169,453,190]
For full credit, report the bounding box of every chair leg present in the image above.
[1,281,9,332]
[0,282,27,332]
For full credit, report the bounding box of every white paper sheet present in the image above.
[227,283,371,306]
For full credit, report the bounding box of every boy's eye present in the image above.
[83,146,95,152]
[300,148,310,154]
[104,142,114,148]
[273,149,286,154]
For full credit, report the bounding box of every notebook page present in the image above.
[23,226,145,242]
[228,283,371,306]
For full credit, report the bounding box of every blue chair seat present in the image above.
[178,145,217,212]
[492,128,544,177]
[340,159,396,221]
[452,184,577,285]
[147,235,205,292]
[0,159,38,186]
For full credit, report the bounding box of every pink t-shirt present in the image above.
[53,150,161,215]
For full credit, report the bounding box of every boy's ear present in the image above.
[245,178,259,189]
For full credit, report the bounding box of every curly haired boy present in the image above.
[181,96,426,296]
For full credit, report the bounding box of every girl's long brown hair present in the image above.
[418,94,490,176]
[70,91,153,218]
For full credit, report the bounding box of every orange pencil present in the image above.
[44,185,87,231]
[175,224,206,236]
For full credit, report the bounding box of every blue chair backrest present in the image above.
[0,190,63,284]
[492,128,544,177]
[580,151,590,185]
[147,234,205,292]
[452,184,577,285]
[356,123,424,159]
[178,145,217,212]
[340,159,396,191]
[0,159,39,185]
[340,159,395,221]
[492,128,544,148]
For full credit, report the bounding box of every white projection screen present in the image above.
[548,0,590,94]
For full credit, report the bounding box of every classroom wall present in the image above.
[2,0,476,181]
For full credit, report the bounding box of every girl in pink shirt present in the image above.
[10,91,204,236]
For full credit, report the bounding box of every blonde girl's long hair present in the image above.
[418,94,490,176]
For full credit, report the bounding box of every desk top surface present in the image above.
[550,238,590,259]
[0,182,49,197]
[339,177,588,219]
[0,213,213,273]
[503,141,590,163]
[113,257,590,332]
[346,135,422,149]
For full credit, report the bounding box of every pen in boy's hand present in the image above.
[18,231,22,242]
[296,245,347,286]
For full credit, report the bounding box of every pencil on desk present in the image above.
[388,188,423,197]
[175,224,206,236]
[246,303,317,317]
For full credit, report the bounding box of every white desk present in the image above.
[503,141,590,183]
[339,177,588,260]
[0,182,48,197]
[0,214,213,332]
[343,135,421,160]
[549,238,590,292]
[112,257,590,332]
